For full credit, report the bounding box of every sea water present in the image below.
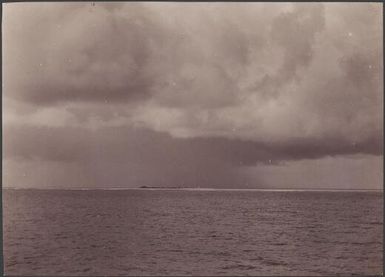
[3,189,383,276]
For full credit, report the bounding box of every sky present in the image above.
[3,2,383,189]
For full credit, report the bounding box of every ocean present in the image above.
[3,189,383,276]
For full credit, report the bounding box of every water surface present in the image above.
[3,189,383,276]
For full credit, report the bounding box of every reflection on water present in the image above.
[3,189,383,276]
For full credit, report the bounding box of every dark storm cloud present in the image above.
[4,124,382,167]
[3,123,382,188]
[3,2,383,188]
[3,125,244,188]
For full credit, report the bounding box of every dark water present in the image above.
[3,189,383,276]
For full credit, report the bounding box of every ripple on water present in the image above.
[3,189,383,276]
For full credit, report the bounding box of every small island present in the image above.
[139,185,189,189]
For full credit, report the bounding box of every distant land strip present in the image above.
[2,187,383,192]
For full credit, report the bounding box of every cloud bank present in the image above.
[3,2,383,189]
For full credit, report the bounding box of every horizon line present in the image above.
[2,187,383,192]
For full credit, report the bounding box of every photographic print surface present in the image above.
[2,2,383,276]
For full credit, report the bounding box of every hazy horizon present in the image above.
[3,2,383,190]
[3,187,383,191]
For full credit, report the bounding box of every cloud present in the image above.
[3,124,382,189]
[4,3,163,104]
[268,3,325,87]
[240,155,383,190]
[4,3,382,142]
[2,3,383,189]
[3,125,245,188]
[4,124,382,168]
